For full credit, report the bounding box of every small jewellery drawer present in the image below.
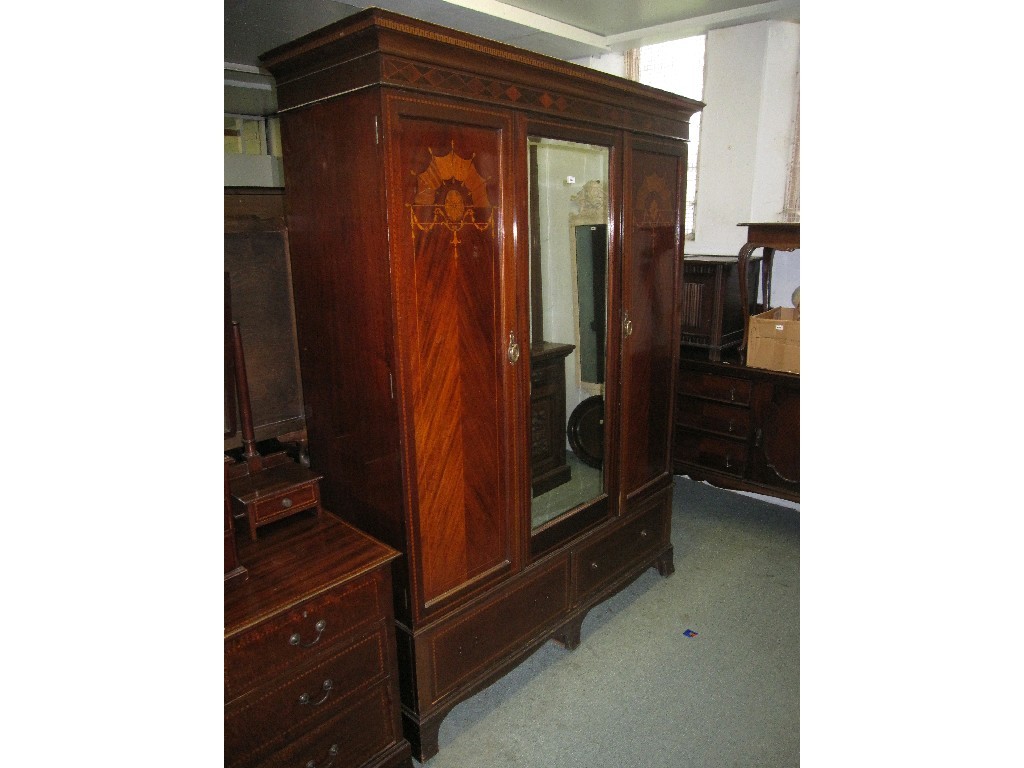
[677,371,752,405]
[225,626,389,767]
[674,429,748,477]
[251,481,318,526]
[230,461,323,540]
[225,574,385,701]
[676,397,752,439]
[575,500,668,598]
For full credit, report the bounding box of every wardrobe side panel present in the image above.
[279,90,407,554]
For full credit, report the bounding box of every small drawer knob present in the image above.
[590,561,599,570]
[281,497,293,508]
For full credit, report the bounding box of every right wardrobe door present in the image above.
[619,135,688,507]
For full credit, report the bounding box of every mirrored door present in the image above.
[526,135,611,544]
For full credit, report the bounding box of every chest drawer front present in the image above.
[674,429,748,477]
[225,573,385,701]
[678,371,751,406]
[249,683,401,768]
[226,625,389,767]
[676,396,751,438]
[575,498,669,598]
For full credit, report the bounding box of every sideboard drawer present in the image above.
[674,429,748,477]
[225,573,386,701]
[226,625,390,767]
[676,396,752,438]
[677,371,752,405]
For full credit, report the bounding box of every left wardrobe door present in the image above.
[383,94,522,622]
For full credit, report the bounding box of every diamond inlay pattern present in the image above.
[385,58,577,115]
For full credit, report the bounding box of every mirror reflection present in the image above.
[527,137,609,531]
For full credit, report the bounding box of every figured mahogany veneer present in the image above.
[260,9,701,761]
[224,514,411,768]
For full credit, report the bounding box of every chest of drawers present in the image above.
[225,514,411,768]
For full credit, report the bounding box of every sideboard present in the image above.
[673,356,799,503]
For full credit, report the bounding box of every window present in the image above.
[224,115,282,158]
[636,36,706,237]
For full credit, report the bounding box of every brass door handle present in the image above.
[507,331,521,364]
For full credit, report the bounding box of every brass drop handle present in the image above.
[623,310,634,338]
[508,331,521,364]
[305,744,339,768]
[289,618,327,648]
[299,679,333,706]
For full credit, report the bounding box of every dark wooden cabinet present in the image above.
[530,342,575,497]
[260,9,701,761]
[680,256,760,361]
[224,514,411,768]
[673,358,799,502]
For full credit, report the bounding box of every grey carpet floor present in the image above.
[414,476,800,767]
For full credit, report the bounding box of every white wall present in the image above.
[690,20,800,306]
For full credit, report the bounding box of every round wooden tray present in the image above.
[567,395,604,469]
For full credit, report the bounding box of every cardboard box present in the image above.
[746,307,800,374]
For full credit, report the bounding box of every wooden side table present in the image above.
[736,222,800,361]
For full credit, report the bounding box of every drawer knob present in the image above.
[590,561,599,570]
[281,497,293,508]
[299,678,333,706]
[640,529,649,538]
[289,618,327,648]
[305,743,339,768]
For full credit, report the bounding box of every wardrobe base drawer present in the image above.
[574,492,669,599]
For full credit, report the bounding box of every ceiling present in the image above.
[225,0,799,115]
